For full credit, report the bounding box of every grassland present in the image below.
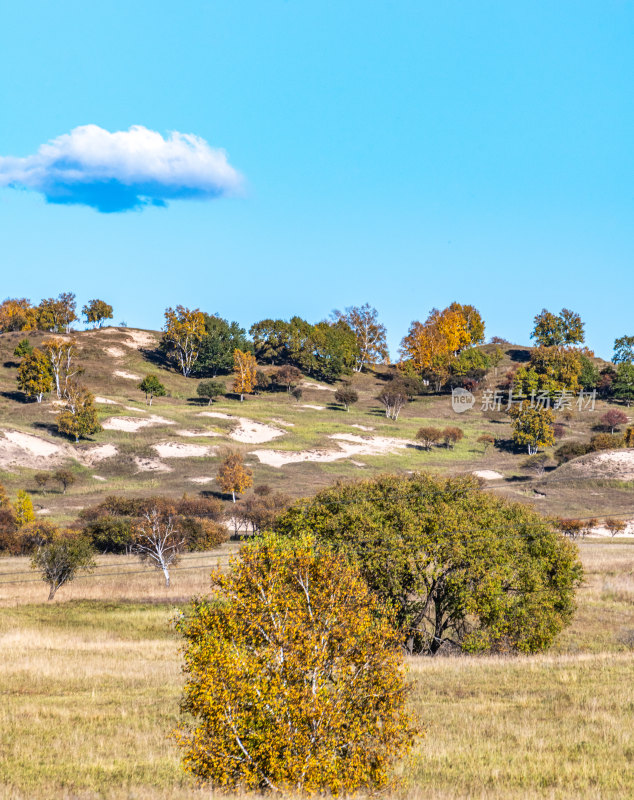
[0,542,632,799]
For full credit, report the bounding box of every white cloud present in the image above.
[0,124,243,212]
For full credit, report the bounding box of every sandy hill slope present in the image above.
[0,328,630,527]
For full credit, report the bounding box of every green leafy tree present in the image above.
[17,349,54,402]
[53,469,76,494]
[138,374,167,406]
[82,299,113,327]
[13,338,33,359]
[531,308,585,346]
[31,533,95,600]
[196,379,225,404]
[613,335,634,365]
[193,314,252,377]
[613,363,634,406]
[509,402,555,455]
[57,387,101,442]
[276,474,582,655]
[175,535,414,794]
[333,384,359,411]
[249,319,291,364]
[334,303,389,372]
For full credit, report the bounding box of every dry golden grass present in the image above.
[0,543,633,799]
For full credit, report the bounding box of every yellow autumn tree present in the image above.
[175,534,415,794]
[232,348,257,401]
[15,490,35,527]
[217,451,253,502]
[0,298,38,332]
[399,303,485,390]
[162,306,206,377]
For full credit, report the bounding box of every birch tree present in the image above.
[132,502,187,587]
[335,303,389,371]
[162,306,206,377]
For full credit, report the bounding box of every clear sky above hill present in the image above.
[0,1,632,359]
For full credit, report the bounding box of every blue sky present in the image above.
[1,1,632,358]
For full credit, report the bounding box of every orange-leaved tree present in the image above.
[162,306,206,377]
[217,451,252,502]
[232,348,257,401]
[175,534,415,794]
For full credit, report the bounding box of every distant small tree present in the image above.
[291,386,303,403]
[625,427,634,448]
[377,386,407,421]
[600,409,629,434]
[277,364,302,393]
[34,473,49,493]
[196,379,225,404]
[233,349,257,402]
[509,402,555,455]
[334,385,359,411]
[580,518,598,538]
[613,363,634,406]
[234,490,291,534]
[17,349,54,402]
[613,335,634,365]
[477,434,495,453]
[57,387,101,442]
[217,451,253,503]
[416,426,443,450]
[138,374,167,406]
[53,469,76,494]
[132,501,187,587]
[15,490,35,527]
[82,299,113,328]
[556,518,584,539]
[521,453,553,477]
[13,338,33,359]
[31,534,95,600]
[604,518,626,537]
[589,433,623,451]
[442,426,464,448]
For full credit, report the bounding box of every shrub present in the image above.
[416,426,442,450]
[477,434,495,452]
[589,433,624,451]
[555,441,589,464]
[605,518,626,537]
[333,385,359,411]
[442,426,464,448]
[84,516,134,554]
[556,518,585,539]
[599,409,629,433]
[196,379,225,404]
[276,474,582,655]
[175,535,415,794]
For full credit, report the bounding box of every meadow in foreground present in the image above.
[0,541,632,799]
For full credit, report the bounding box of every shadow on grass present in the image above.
[0,390,29,403]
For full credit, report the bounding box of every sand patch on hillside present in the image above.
[124,406,147,413]
[473,470,504,480]
[79,444,118,465]
[102,415,174,432]
[302,404,325,411]
[153,442,216,458]
[197,412,285,444]
[271,418,295,427]
[121,330,157,350]
[92,475,107,482]
[302,381,335,392]
[189,476,214,484]
[351,424,374,431]
[251,432,414,468]
[105,347,126,358]
[0,430,68,469]
[564,449,634,481]
[95,396,119,405]
[134,456,172,473]
[113,370,141,381]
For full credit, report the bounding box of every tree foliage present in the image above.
[162,306,206,377]
[531,308,585,347]
[276,474,582,655]
[175,535,414,794]
[333,384,358,411]
[509,402,555,455]
[513,346,585,396]
[138,374,167,405]
[31,533,95,600]
[17,349,54,402]
[82,299,113,327]
[193,314,253,377]
[15,490,35,527]
[217,451,253,502]
[38,292,78,333]
[377,385,407,420]
[613,335,634,365]
[57,387,101,442]
[613,363,634,406]
[0,298,38,332]
[334,303,389,371]
[196,379,225,404]
[233,349,257,401]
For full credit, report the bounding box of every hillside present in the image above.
[0,327,632,528]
